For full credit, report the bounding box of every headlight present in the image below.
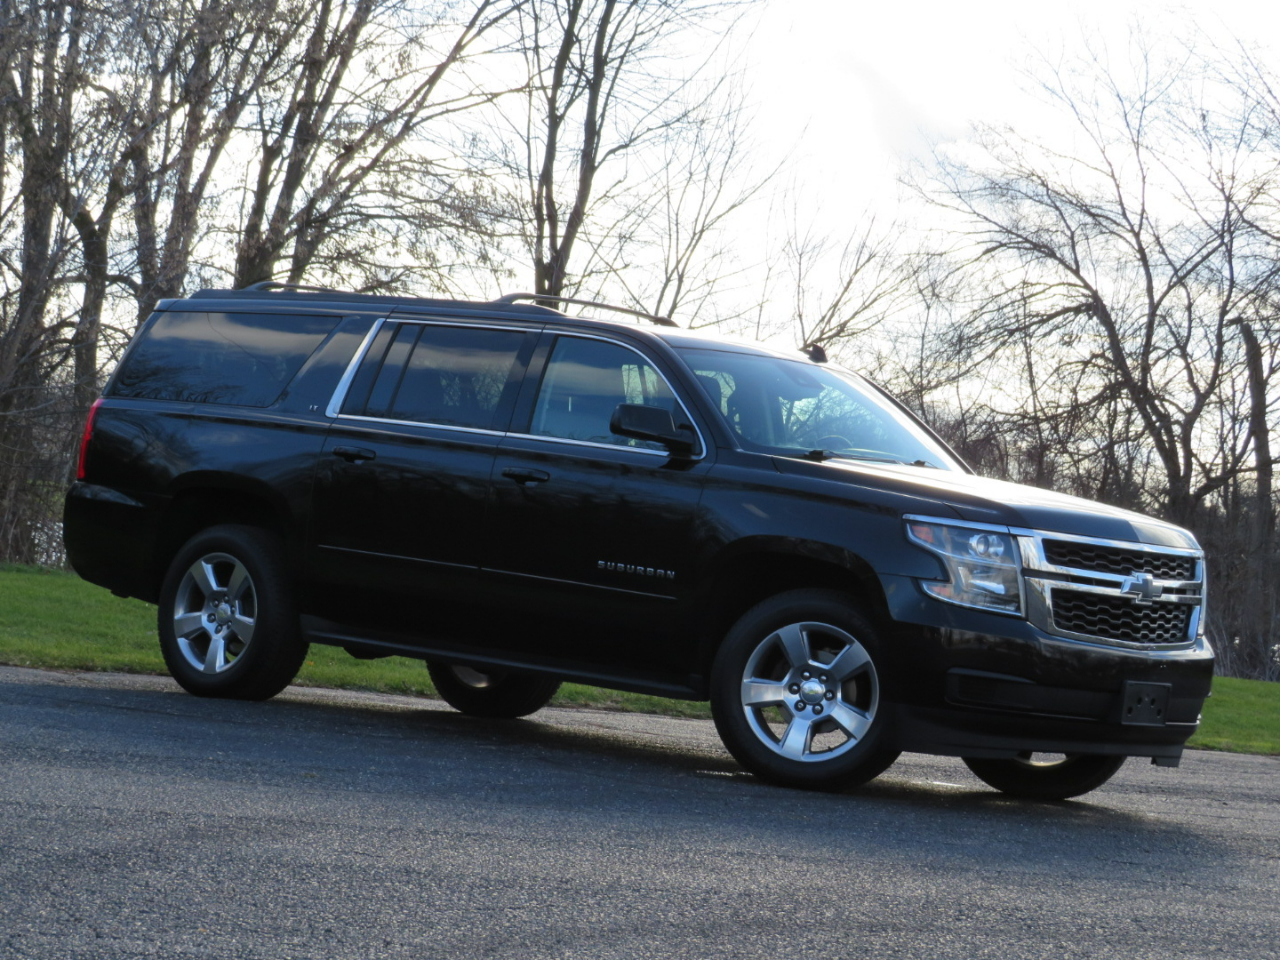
[906,519,1023,615]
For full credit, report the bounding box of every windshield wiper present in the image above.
[802,449,905,465]
[802,450,941,468]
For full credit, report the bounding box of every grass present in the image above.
[2,565,1276,750]
[1192,676,1280,755]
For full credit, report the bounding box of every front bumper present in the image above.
[877,574,1215,763]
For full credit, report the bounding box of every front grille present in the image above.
[1042,540,1195,580]
[1050,589,1192,645]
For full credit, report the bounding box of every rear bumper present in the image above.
[63,482,159,601]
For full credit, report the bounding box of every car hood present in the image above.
[770,457,1198,550]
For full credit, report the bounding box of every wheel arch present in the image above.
[692,539,892,691]
[149,476,297,603]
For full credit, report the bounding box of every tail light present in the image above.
[75,398,104,481]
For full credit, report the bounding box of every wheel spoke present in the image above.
[188,559,219,599]
[825,642,870,682]
[172,612,206,638]
[203,635,228,673]
[741,678,788,707]
[773,623,810,670]
[229,612,255,644]
[826,701,873,742]
[225,561,251,604]
[777,715,815,759]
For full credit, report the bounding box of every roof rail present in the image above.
[239,281,337,294]
[491,293,677,328]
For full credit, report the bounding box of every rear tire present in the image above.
[963,753,1126,800]
[427,662,561,719]
[158,525,307,701]
[710,589,900,791]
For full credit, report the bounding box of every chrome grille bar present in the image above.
[1014,530,1204,649]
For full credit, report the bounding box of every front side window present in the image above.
[530,336,680,450]
[678,347,960,469]
[340,322,528,431]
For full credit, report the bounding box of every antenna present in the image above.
[802,342,829,363]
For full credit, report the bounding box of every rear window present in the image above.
[111,311,340,407]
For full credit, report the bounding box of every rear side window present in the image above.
[111,311,340,407]
[340,322,530,431]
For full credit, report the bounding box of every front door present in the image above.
[485,333,710,675]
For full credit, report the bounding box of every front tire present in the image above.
[710,590,900,791]
[427,662,561,719]
[158,525,307,701]
[963,754,1126,800]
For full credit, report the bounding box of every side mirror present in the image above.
[610,403,696,457]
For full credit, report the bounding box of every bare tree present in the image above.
[898,36,1280,676]
[0,0,79,412]
[490,0,750,311]
[128,0,296,316]
[918,46,1269,525]
[779,214,920,353]
[0,0,102,561]
[592,79,769,325]
[229,0,519,293]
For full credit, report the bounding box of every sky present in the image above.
[741,0,1280,230]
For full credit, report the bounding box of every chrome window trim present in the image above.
[501,430,676,457]
[526,329,708,461]
[332,413,507,438]
[325,320,707,459]
[326,317,388,419]
[325,316,536,423]
[903,515,1205,650]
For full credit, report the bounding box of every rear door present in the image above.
[308,317,538,639]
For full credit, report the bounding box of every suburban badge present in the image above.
[598,560,676,581]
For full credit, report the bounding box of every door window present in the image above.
[340,322,529,431]
[530,337,680,450]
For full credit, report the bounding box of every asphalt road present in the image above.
[1,664,1276,960]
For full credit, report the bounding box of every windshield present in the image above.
[676,347,960,469]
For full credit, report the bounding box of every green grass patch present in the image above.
[0,563,166,673]
[1188,676,1280,755]
[3,566,1274,742]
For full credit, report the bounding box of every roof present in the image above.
[175,284,803,362]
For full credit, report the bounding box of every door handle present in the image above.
[502,466,550,485]
[333,445,377,463]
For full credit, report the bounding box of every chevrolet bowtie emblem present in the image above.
[1120,572,1163,605]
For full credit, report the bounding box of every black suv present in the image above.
[64,287,1214,799]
